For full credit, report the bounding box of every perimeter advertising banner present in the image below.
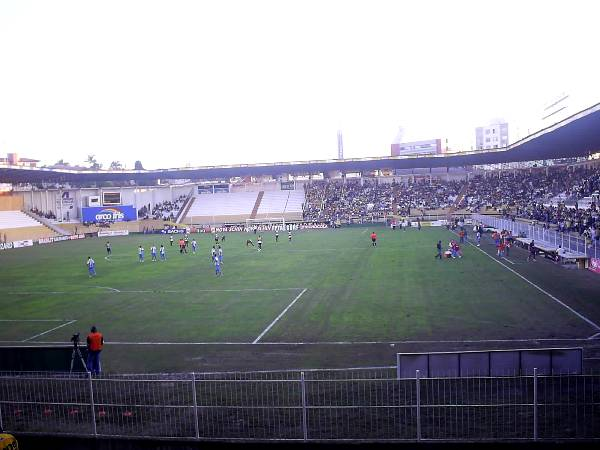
[82,205,137,223]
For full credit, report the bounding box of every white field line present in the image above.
[6,288,305,295]
[0,319,67,322]
[501,257,516,265]
[6,337,594,345]
[21,320,77,342]
[588,332,600,340]
[95,286,121,292]
[455,231,600,332]
[252,288,308,344]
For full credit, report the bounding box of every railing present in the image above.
[1,368,599,441]
[473,213,600,259]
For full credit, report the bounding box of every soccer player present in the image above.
[476,231,481,247]
[288,231,292,242]
[211,245,217,260]
[106,241,111,258]
[257,235,263,252]
[218,245,223,263]
[370,231,377,247]
[221,234,226,243]
[214,233,219,244]
[435,241,442,259]
[214,255,222,276]
[86,256,96,277]
[169,235,174,246]
[191,239,197,254]
[159,244,166,261]
[527,240,537,262]
[417,219,422,231]
[246,239,254,247]
[184,235,189,249]
[138,245,145,262]
[275,231,279,242]
[151,245,157,261]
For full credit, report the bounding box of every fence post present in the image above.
[300,371,308,441]
[88,372,97,437]
[533,367,538,441]
[415,369,421,441]
[396,353,401,380]
[191,372,200,440]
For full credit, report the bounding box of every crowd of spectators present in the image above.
[30,207,56,220]
[302,179,462,222]
[137,195,187,221]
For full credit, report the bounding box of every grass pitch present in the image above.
[1,225,599,372]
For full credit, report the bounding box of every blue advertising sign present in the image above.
[82,205,137,223]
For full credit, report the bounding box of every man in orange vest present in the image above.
[86,326,104,375]
[370,231,377,247]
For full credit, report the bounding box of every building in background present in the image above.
[0,153,40,168]
[475,123,508,150]
[391,139,442,157]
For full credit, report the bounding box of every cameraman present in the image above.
[86,326,104,375]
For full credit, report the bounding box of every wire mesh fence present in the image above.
[1,368,599,441]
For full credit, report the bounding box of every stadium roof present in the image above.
[1,103,600,184]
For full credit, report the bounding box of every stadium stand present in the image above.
[185,191,259,224]
[0,211,57,241]
[255,190,305,221]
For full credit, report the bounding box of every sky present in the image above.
[0,0,599,170]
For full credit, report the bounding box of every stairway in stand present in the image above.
[250,191,264,219]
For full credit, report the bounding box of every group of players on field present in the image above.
[86,230,294,278]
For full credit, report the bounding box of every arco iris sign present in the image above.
[82,205,137,222]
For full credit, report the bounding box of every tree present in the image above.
[54,159,70,166]
[109,161,123,170]
[134,160,145,170]
[86,154,102,170]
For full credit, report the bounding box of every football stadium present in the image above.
[1,1,600,448]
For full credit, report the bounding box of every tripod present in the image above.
[70,340,88,373]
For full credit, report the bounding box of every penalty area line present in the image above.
[252,288,308,344]
[21,320,77,342]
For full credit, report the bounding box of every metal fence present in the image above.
[472,213,600,258]
[1,367,599,441]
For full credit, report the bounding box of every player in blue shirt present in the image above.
[150,245,157,261]
[138,245,145,263]
[191,239,197,254]
[159,244,167,261]
[214,255,222,276]
[218,245,223,263]
[86,257,96,277]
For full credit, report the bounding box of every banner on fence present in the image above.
[12,239,34,248]
[82,205,136,223]
[98,229,130,237]
[589,258,600,275]
[156,228,186,234]
[210,222,329,233]
[0,242,14,250]
[38,234,86,245]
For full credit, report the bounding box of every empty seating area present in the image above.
[186,192,259,223]
[256,191,290,217]
[0,210,43,229]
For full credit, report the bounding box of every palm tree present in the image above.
[109,161,123,170]
[86,155,102,170]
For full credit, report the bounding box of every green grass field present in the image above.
[1,225,600,372]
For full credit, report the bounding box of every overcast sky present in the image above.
[1,0,599,169]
